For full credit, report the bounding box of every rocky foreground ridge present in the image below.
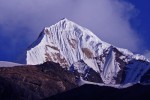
[0,62,78,100]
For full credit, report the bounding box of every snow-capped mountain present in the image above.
[27,18,150,85]
[27,18,110,66]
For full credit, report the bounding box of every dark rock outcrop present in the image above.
[0,61,78,100]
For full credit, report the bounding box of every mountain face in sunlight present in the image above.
[26,19,150,85]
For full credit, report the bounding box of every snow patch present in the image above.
[0,61,22,67]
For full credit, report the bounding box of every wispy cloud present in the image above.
[0,0,141,53]
[143,50,150,60]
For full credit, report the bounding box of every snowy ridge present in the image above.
[78,77,134,89]
[117,47,149,62]
[72,45,150,85]
[27,18,150,86]
[0,61,22,67]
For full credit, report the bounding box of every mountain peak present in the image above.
[27,18,110,65]
[44,18,75,33]
[26,19,150,85]
[58,18,70,26]
[60,18,69,22]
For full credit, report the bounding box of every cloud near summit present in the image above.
[0,0,141,52]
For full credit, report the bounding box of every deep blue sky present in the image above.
[126,0,150,50]
[0,0,150,63]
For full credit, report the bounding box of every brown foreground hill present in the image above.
[0,61,78,100]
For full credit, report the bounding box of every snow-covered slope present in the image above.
[27,18,150,85]
[0,61,22,67]
[72,47,150,85]
[27,18,110,66]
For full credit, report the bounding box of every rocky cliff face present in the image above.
[0,61,78,100]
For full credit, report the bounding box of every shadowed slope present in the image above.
[45,84,150,100]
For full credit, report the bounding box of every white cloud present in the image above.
[143,50,150,60]
[0,0,141,52]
